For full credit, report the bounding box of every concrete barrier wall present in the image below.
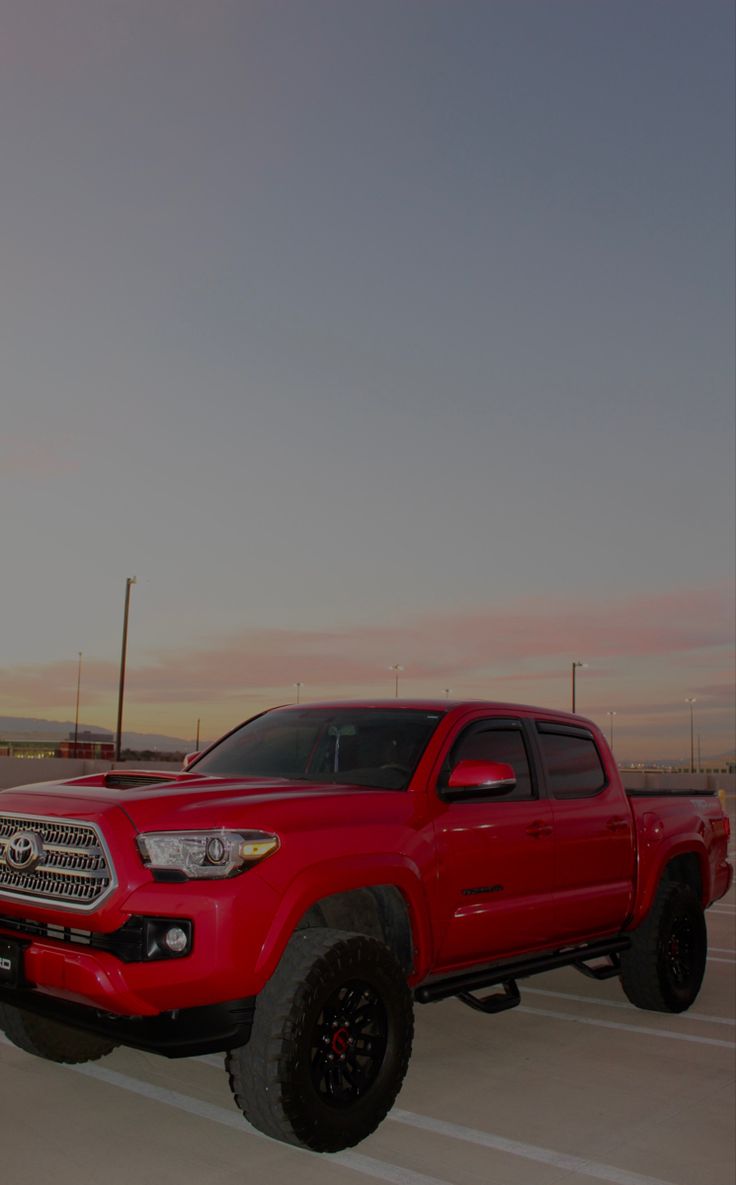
[0,757,181,791]
[621,771,735,794]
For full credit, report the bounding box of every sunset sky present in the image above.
[1,1,734,761]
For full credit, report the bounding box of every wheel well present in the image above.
[296,886,414,973]
[663,853,703,900]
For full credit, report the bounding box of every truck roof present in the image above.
[267,698,596,728]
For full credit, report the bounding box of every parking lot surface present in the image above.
[2,860,734,1185]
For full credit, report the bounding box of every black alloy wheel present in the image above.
[310,977,388,1107]
[665,909,698,988]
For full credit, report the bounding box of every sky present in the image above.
[0,0,734,761]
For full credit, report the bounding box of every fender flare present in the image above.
[253,853,434,987]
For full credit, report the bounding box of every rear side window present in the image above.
[536,726,607,799]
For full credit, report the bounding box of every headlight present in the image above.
[137,830,280,880]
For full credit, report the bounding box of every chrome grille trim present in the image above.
[0,812,116,911]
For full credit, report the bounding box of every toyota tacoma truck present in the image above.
[0,700,731,1152]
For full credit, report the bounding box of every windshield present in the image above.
[192,707,443,790]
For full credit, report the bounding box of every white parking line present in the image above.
[0,1040,454,1185]
[390,1109,681,1185]
[0,1035,681,1185]
[523,987,736,1026]
[709,947,736,954]
[517,1006,735,1048]
[708,956,736,964]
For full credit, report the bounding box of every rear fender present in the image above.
[631,835,709,929]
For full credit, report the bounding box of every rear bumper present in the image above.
[712,858,733,902]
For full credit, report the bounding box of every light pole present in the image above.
[389,665,403,698]
[443,688,452,700]
[571,661,586,713]
[74,651,83,748]
[606,711,617,751]
[685,698,696,774]
[195,718,201,750]
[294,682,303,704]
[115,577,137,763]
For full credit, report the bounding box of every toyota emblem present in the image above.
[5,831,45,873]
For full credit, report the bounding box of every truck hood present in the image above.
[0,773,413,835]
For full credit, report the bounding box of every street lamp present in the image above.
[443,688,452,699]
[294,682,303,704]
[571,661,586,713]
[389,665,404,698]
[115,577,137,763]
[685,698,696,774]
[602,710,616,748]
[74,652,83,748]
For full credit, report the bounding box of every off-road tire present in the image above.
[0,1003,117,1063]
[620,881,707,1013]
[226,928,414,1152]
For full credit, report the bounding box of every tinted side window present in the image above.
[536,728,606,799]
[440,723,535,801]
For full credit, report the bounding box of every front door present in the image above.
[432,717,555,968]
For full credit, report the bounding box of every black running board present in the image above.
[415,937,631,1005]
[458,979,521,1014]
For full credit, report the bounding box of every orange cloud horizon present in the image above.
[0,583,732,760]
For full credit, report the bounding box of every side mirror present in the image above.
[446,759,517,797]
[182,751,201,770]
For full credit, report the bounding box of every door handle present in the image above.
[606,817,629,833]
[526,821,553,838]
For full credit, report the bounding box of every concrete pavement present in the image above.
[1,882,733,1185]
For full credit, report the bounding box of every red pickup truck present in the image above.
[0,700,731,1151]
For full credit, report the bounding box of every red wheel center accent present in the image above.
[331,1027,349,1055]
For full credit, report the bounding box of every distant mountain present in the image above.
[0,717,194,753]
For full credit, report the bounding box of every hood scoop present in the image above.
[103,771,180,790]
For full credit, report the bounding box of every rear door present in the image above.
[432,715,556,967]
[533,720,634,942]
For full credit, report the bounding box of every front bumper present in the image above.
[0,973,255,1057]
[0,868,280,1024]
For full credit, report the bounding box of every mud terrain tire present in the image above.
[620,881,706,1012]
[226,928,414,1152]
[0,1003,117,1063]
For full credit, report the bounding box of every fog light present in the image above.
[163,926,189,954]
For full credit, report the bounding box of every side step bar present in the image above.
[415,937,631,1005]
[458,980,521,1015]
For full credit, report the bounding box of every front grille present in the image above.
[0,813,115,911]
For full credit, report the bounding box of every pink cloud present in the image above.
[1,583,731,715]
[0,659,116,710]
[0,435,80,478]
